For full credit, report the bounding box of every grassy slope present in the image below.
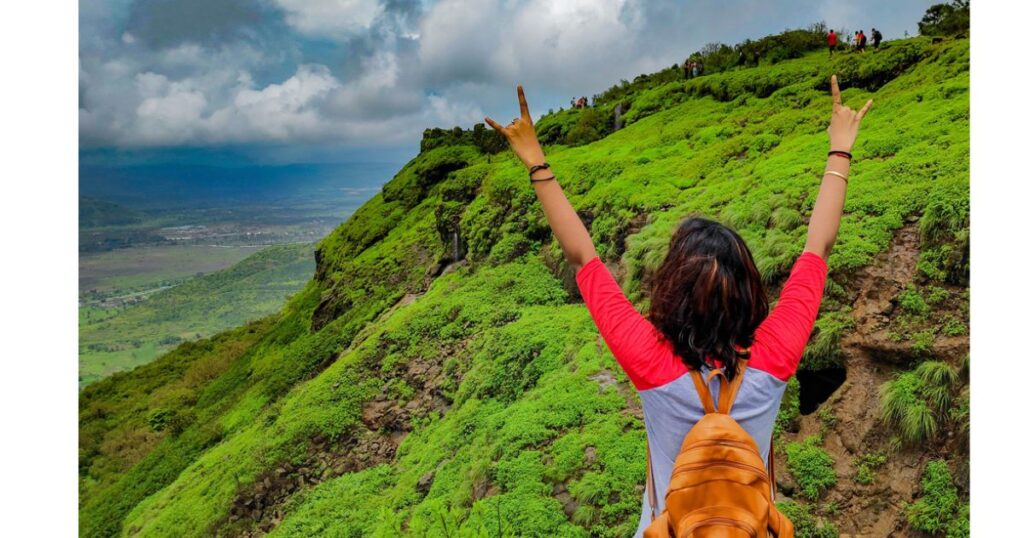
[79,243,315,385]
[79,37,968,537]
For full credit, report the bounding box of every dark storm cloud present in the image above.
[125,0,285,48]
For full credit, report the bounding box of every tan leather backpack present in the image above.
[643,359,794,537]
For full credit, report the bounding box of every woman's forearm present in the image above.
[804,155,850,258]
[484,86,599,273]
[530,166,599,272]
[805,75,872,259]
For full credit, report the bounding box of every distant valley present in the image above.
[78,157,412,386]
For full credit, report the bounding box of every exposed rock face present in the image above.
[776,225,969,537]
[311,292,353,332]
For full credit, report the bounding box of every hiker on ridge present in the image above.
[827,29,838,56]
[485,76,873,537]
[872,28,883,49]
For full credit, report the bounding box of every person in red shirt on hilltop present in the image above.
[485,76,873,537]
[827,29,838,57]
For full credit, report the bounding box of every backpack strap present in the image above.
[688,368,722,414]
[717,359,748,415]
[645,438,658,521]
[768,497,795,538]
[689,357,750,415]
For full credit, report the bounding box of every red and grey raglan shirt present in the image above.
[575,252,828,537]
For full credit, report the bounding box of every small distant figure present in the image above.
[570,96,576,108]
[682,61,690,79]
[827,29,838,57]
[857,30,867,53]
[872,28,883,49]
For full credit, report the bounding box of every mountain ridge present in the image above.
[79,33,969,537]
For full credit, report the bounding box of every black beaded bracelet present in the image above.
[528,162,551,175]
[828,150,852,159]
[530,175,556,183]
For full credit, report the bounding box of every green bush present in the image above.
[898,285,930,316]
[854,452,887,485]
[785,435,836,501]
[907,460,968,535]
[777,500,839,538]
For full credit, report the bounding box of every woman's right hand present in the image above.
[827,75,873,153]
[485,85,547,169]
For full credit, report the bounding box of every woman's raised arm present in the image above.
[804,75,873,259]
[485,85,599,273]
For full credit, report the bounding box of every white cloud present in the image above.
[417,0,661,92]
[274,0,384,39]
[213,64,340,141]
[79,0,936,150]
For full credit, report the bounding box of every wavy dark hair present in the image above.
[648,217,769,380]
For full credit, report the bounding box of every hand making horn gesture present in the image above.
[828,74,873,153]
[484,85,547,170]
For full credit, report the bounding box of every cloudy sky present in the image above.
[80,0,936,165]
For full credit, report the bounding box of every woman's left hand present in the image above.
[485,85,547,169]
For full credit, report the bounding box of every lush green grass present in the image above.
[79,243,315,385]
[79,34,969,537]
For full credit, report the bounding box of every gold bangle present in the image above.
[823,170,848,183]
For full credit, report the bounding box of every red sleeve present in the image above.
[575,257,687,391]
[750,251,829,381]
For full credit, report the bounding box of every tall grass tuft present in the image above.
[880,360,963,446]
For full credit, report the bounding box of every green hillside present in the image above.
[79,243,315,386]
[79,196,145,228]
[79,34,969,538]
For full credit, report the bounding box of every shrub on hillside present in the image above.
[785,435,836,501]
[907,460,968,536]
[777,500,839,538]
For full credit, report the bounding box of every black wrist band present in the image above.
[528,162,551,175]
[828,150,852,159]
[530,175,556,183]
